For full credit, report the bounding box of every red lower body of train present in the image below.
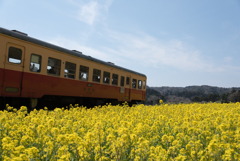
[0,68,146,109]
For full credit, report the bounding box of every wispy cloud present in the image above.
[224,56,232,62]
[104,31,225,72]
[47,36,114,61]
[68,0,113,26]
[47,29,240,73]
[77,1,99,25]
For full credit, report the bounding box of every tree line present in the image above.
[143,87,240,104]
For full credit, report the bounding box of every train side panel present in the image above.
[130,89,146,101]
[21,71,128,101]
[0,32,147,103]
[0,34,5,96]
[18,42,128,101]
[19,39,146,102]
[0,68,3,97]
[21,72,143,102]
[0,34,26,97]
[1,34,26,97]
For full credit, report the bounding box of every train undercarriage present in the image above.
[0,96,138,111]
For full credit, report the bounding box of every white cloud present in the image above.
[77,1,99,26]
[47,30,239,73]
[105,31,225,72]
[224,56,232,62]
[47,36,114,61]
[68,0,113,26]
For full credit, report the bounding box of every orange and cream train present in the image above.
[0,27,147,109]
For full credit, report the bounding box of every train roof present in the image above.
[0,27,146,77]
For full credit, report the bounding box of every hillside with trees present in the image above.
[142,85,240,104]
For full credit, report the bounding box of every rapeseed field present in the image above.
[0,102,240,161]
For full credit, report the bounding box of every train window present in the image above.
[93,69,101,83]
[126,77,130,85]
[47,57,61,76]
[138,80,142,89]
[30,54,41,72]
[143,80,146,89]
[103,71,110,84]
[120,76,125,87]
[79,65,89,81]
[132,79,137,89]
[112,74,118,86]
[65,62,76,79]
[8,47,22,64]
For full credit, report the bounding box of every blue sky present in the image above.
[1,0,240,87]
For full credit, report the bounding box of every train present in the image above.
[0,27,147,109]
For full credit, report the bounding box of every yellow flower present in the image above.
[26,147,39,159]
[0,102,239,160]
[162,135,168,143]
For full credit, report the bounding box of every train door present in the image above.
[125,75,131,101]
[2,43,25,97]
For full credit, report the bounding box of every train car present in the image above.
[0,27,147,109]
